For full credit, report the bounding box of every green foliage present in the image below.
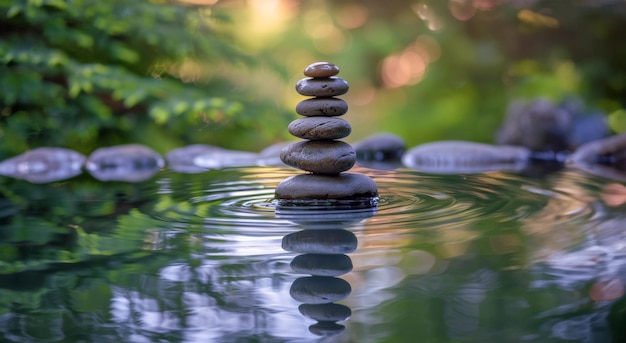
[0,0,292,158]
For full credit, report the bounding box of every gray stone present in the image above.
[354,132,406,162]
[295,98,348,117]
[280,140,355,174]
[288,117,351,140]
[86,144,164,182]
[568,133,626,181]
[569,133,626,165]
[296,77,349,97]
[309,321,345,336]
[304,62,340,78]
[291,254,353,276]
[289,276,351,304]
[282,229,357,254]
[402,141,530,174]
[0,147,85,183]
[275,173,378,200]
[299,303,352,322]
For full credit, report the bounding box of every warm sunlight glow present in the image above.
[448,0,476,21]
[380,36,437,88]
[336,3,369,29]
[241,0,298,48]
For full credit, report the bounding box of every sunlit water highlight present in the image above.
[2,165,626,342]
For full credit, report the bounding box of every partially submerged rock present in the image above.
[402,141,531,174]
[568,133,626,181]
[275,173,378,203]
[86,144,164,182]
[0,147,85,183]
[354,133,406,170]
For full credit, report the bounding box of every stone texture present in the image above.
[295,98,348,117]
[275,173,378,200]
[304,62,340,78]
[282,229,358,254]
[86,144,164,182]
[402,141,531,174]
[0,147,85,183]
[296,77,349,97]
[299,303,352,322]
[290,276,351,304]
[291,253,353,276]
[280,140,355,174]
[288,117,351,140]
[354,133,406,161]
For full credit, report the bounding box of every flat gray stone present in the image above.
[296,77,349,97]
[275,173,378,200]
[0,147,85,183]
[290,276,351,304]
[354,133,406,161]
[402,141,530,174]
[288,117,351,140]
[304,62,340,78]
[291,254,353,276]
[280,140,355,174]
[282,229,358,254]
[295,98,348,117]
[299,303,352,322]
[86,144,164,182]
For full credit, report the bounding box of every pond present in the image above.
[2,162,626,342]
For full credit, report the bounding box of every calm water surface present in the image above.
[1,166,626,342]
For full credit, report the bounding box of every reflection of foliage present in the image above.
[0,0,291,157]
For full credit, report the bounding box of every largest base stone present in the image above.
[275,173,378,206]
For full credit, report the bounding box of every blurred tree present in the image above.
[0,0,292,157]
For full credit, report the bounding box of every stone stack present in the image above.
[275,62,378,206]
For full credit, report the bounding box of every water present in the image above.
[1,165,626,342]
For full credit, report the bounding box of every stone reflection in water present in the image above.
[279,208,374,337]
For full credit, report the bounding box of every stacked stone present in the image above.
[275,62,378,205]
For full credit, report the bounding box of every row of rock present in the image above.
[2,130,626,184]
[0,132,403,184]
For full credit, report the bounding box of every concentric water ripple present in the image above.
[141,165,599,258]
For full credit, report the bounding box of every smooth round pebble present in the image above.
[275,173,378,200]
[288,117,351,140]
[290,276,351,304]
[304,62,340,78]
[282,229,358,254]
[296,77,349,97]
[291,253,353,276]
[280,140,355,174]
[299,303,352,322]
[296,98,348,117]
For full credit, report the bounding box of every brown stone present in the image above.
[288,117,351,140]
[295,98,348,117]
[304,62,340,78]
[280,140,355,174]
[296,77,349,97]
[275,173,378,200]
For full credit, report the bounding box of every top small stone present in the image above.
[304,62,339,78]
